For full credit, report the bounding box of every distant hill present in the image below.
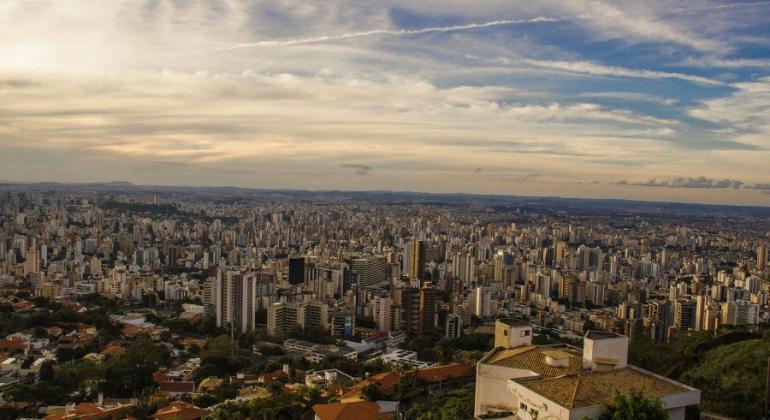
[2,180,770,216]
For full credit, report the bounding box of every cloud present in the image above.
[341,163,372,175]
[617,177,744,189]
[221,16,570,49]
[746,183,770,191]
[523,59,724,86]
[680,57,770,69]
[515,174,540,182]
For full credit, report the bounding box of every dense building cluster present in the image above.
[1,185,769,418]
[2,189,767,343]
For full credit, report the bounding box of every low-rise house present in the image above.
[284,338,357,363]
[154,401,210,420]
[196,376,223,393]
[312,401,397,420]
[159,381,196,397]
[305,369,355,389]
[474,319,700,420]
[44,402,132,420]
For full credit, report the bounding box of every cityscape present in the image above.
[2,0,770,419]
[0,184,766,419]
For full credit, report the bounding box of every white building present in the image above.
[474,319,700,420]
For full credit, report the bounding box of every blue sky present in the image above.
[1,0,770,205]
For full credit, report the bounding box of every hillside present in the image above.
[630,330,770,419]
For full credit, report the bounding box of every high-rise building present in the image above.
[215,271,257,334]
[445,313,463,338]
[757,244,768,272]
[288,257,306,285]
[266,299,329,336]
[331,309,355,337]
[267,302,300,336]
[401,287,421,335]
[721,300,759,325]
[694,294,707,331]
[351,256,388,287]
[559,276,585,305]
[674,299,696,331]
[471,286,492,317]
[373,296,392,332]
[409,240,426,280]
[419,282,437,334]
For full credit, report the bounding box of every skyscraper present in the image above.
[409,240,426,280]
[757,244,768,272]
[215,271,257,334]
[288,257,305,285]
[419,282,437,334]
[401,287,421,335]
[674,299,696,331]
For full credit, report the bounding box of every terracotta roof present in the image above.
[416,363,473,383]
[44,402,131,420]
[519,367,690,409]
[196,377,223,392]
[0,340,26,351]
[159,381,196,394]
[313,401,392,420]
[154,401,210,420]
[120,325,142,337]
[100,345,125,356]
[485,345,582,378]
[341,372,400,402]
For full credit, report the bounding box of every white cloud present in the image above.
[523,59,724,86]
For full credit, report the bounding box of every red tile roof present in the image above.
[154,401,210,420]
[313,401,392,420]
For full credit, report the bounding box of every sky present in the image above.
[2,1,770,206]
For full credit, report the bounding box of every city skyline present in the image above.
[2,1,770,205]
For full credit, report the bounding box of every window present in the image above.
[522,330,530,337]
[520,402,528,410]
[503,330,508,336]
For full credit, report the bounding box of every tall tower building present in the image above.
[288,257,306,285]
[215,271,257,334]
[674,299,696,331]
[694,294,707,331]
[419,282,437,334]
[757,244,768,272]
[409,240,426,280]
[373,296,392,332]
[401,287,421,335]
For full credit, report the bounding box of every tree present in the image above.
[38,360,55,382]
[103,335,169,397]
[598,389,668,420]
[405,383,475,419]
[361,383,386,401]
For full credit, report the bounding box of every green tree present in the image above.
[38,360,55,382]
[598,389,668,420]
[103,335,169,397]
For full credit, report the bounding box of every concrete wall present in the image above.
[475,359,538,417]
[582,335,628,370]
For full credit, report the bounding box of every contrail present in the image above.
[219,16,570,50]
[667,1,770,14]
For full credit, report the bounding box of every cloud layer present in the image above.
[1,0,770,205]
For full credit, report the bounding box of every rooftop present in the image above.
[517,366,691,409]
[585,330,625,340]
[484,345,582,378]
[497,318,531,327]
